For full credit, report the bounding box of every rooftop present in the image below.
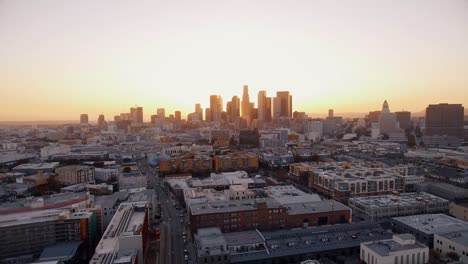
[189,197,349,216]
[363,234,426,256]
[349,192,449,209]
[0,191,90,212]
[438,230,468,247]
[12,162,60,171]
[92,201,148,260]
[196,222,391,262]
[265,185,321,205]
[392,214,468,235]
[39,241,82,261]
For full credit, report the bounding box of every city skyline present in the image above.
[1,0,468,121]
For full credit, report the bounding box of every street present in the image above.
[139,160,197,264]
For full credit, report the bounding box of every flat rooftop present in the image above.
[363,235,426,256]
[93,201,148,258]
[0,208,93,227]
[13,162,60,171]
[0,191,89,211]
[438,230,468,247]
[392,214,468,235]
[349,192,449,209]
[264,185,321,205]
[190,197,349,216]
[197,222,391,263]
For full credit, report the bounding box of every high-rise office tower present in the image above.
[114,115,121,122]
[258,90,267,121]
[425,104,464,138]
[150,114,157,124]
[130,107,143,124]
[226,102,232,120]
[195,103,203,121]
[175,111,181,121]
[241,85,250,118]
[210,95,223,122]
[395,111,411,130]
[205,108,212,122]
[274,91,292,118]
[230,96,240,120]
[97,114,105,128]
[80,114,89,124]
[136,107,143,123]
[265,97,272,122]
[157,108,165,119]
[328,109,334,118]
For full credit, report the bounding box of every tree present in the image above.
[382,133,389,140]
[123,167,131,173]
[446,252,460,261]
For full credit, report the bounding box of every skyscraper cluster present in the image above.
[190,85,293,128]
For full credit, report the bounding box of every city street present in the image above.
[139,160,197,264]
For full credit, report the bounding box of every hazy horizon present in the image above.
[1,0,468,121]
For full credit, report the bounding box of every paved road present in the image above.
[139,161,197,264]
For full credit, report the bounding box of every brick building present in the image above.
[189,197,350,233]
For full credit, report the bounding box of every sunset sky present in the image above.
[1,0,468,121]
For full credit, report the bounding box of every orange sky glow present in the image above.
[1,0,467,121]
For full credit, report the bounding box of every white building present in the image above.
[303,121,323,142]
[40,144,71,160]
[95,168,120,182]
[379,100,399,134]
[361,234,429,264]
[434,231,468,263]
[91,201,149,264]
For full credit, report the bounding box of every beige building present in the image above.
[361,234,429,264]
[434,230,468,262]
[55,165,95,185]
[450,202,468,221]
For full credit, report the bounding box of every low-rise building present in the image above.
[361,234,429,264]
[195,222,392,264]
[415,183,468,202]
[392,214,468,248]
[303,162,414,203]
[40,144,71,160]
[349,192,449,222]
[450,202,468,222]
[189,197,350,233]
[434,230,468,262]
[12,162,60,174]
[94,168,120,182]
[213,152,259,173]
[55,165,96,185]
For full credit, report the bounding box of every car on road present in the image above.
[184,255,189,261]
[180,219,184,223]
[182,232,186,236]
[184,249,188,254]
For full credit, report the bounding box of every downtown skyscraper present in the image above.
[209,95,223,122]
[257,90,267,122]
[273,91,292,118]
[241,85,251,119]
